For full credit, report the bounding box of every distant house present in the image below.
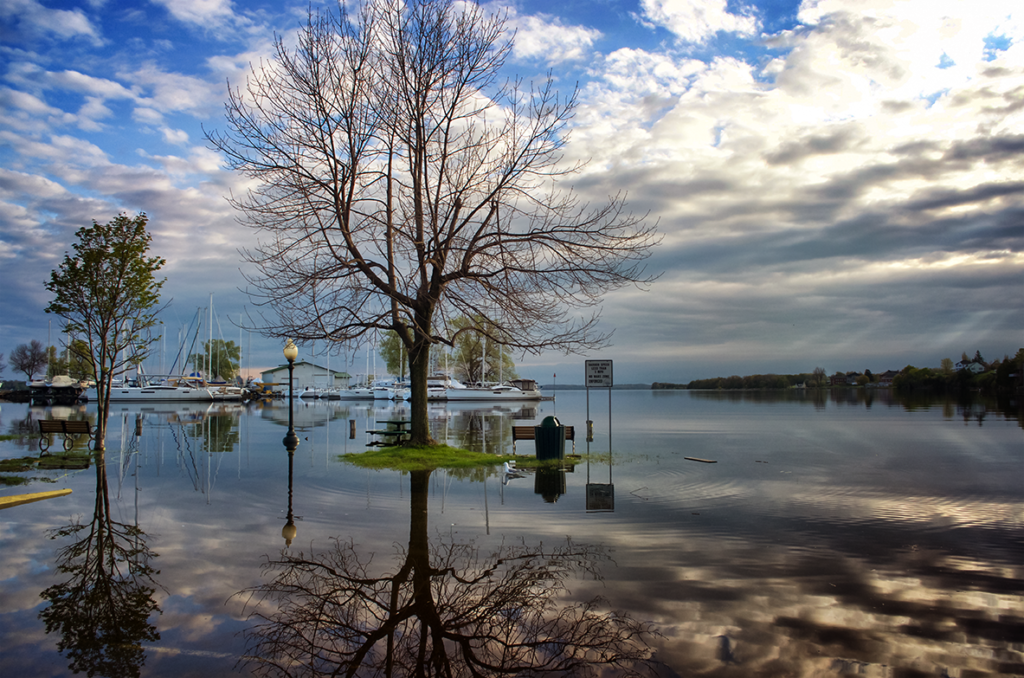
[830,372,847,386]
[261,361,352,392]
[955,360,985,374]
[877,370,899,387]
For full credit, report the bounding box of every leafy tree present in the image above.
[188,339,240,381]
[66,339,95,381]
[940,358,954,375]
[974,350,985,365]
[208,0,659,445]
[10,340,48,380]
[812,366,827,387]
[40,451,161,678]
[46,345,69,379]
[378,331,410,379]
[45,213,166,451]
[449,316,516,384]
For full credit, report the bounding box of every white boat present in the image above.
[427,374,466,400]
[299,385,375,400]
[205,382,247,401]
[372,379,410,400]
[336,386,375,399]
[87,374,215,402]
[29,375,88,404]
[444,378,542,401]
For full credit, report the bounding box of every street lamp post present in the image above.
[283,339,299,450]
[282,339,299,547]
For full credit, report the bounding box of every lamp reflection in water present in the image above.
[282,339,299,547]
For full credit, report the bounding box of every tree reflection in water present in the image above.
[38,451,161,678]
[239,470,656,677]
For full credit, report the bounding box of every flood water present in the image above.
[1,389,1021,677]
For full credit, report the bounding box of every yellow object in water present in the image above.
[0,488,72,509]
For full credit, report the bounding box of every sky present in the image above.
[1,0,1021,385]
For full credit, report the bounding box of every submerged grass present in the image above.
[339,444,587,473]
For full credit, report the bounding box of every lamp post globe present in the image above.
[283,339,299,450]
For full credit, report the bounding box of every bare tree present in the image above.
[9,340,48,380]
[238,470,657,677]
[208,0,659,444]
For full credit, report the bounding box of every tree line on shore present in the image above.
[654,349,1024,393]
[0,337,244,385]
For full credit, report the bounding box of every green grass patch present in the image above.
[0,434,23,442]
[0,452,93,478]
[37,452,92,470]
[0,457,36,473]
[1,474,30,486]
[339,444,586,473]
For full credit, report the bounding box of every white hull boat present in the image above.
[443,379,542,401]
[92,384,214,402]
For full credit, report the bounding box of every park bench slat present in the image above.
[511,425,575,454]
[38,419,94,452]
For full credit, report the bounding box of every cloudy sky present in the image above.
[1,0,1021,385]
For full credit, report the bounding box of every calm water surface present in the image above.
[1,390,1021,677]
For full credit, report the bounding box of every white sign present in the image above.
[585,360,613,388]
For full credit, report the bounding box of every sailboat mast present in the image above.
[208,293,213,379]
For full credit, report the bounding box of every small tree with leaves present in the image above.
[188,339,241,381]
[10,340,48,380]
[45,213,166,451]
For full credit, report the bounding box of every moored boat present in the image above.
[443,378,542,401]
[29,375,88,405]
[86,374,215,402]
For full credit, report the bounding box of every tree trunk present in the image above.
[407,339,434,446]
[94,371,111,452]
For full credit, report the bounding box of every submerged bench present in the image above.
[38,419,94,452]
[511,425,575,455]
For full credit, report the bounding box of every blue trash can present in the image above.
[534,416,566,460]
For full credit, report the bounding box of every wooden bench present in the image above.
[511,425,575,455]
[39,419,94,452]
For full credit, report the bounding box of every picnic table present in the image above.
[367,420,411,446]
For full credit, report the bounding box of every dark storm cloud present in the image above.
[763,127,860,165]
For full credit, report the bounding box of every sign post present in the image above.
[585,359,613,389]
[584,359,614,511]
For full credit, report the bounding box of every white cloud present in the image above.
[124,63,225,117]
[0,0,103,46]
[46,69,137,100]
[150,0,238,28]
[160,126,190,145]
[638,0,759,44]
[554,1,1024,378]
[0,87,59,116]
[510,13,602,64]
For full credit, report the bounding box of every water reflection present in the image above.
[38,450,162,678]
[679,388,1022,426]
[239,469,656,677]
